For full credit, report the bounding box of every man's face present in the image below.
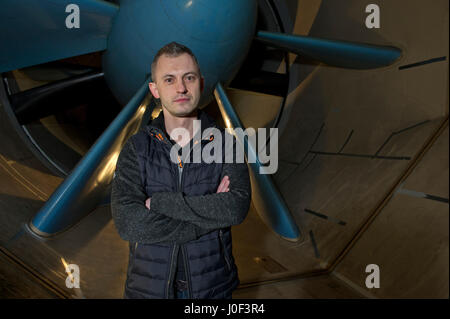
[149,53,203,117]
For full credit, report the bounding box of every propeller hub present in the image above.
[103,0,257,106]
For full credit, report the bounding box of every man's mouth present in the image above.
[174,97,190,103]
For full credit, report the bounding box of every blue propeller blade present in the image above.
[29,79,152,236]
[214,83,300,241]
[0,0,118,73]
[256,31,402,69]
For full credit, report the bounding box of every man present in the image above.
[111,42,251,299]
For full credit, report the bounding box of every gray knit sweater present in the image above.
[110,132,251,245]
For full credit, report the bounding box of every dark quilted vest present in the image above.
[123,110,239,299]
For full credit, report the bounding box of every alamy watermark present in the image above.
[365,4,380,29]
[365,264,380,288]
[64,263,80,289]
[168,120,279,174]
[65,4,80,29]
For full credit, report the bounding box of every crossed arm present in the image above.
[146,175,230,209]
[145,174,230,213]
[111,137,251,245]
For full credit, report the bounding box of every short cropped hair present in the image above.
[151,42,201,81]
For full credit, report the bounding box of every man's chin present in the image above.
[169,107,198,118]
[178,110,198,117]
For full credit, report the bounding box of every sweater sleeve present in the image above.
[110,136,202,244]
[150,143,251,231]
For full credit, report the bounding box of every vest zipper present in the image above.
[177,154,184,191]
[166,244,178,299]
[179,166,185,191]
[151,127,191,298]
[177,155,192,298]
[182,246,192,298]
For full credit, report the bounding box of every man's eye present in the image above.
[165,78,173,83]
[186,75,196,81]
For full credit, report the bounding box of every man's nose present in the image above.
[176,79,187,93]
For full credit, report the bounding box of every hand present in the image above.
[145,197,151,210]
[216,175,230,193]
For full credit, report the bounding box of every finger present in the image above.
[145,197,151,209]
[222,177,230,190]
[217,175,231,193]
[216,181,225,193]
[217,177,227,192]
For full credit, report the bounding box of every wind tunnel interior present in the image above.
[2,53,123,177]
[0,0,448,298]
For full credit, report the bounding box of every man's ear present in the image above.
[149,82,160,99]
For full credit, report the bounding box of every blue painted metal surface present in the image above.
[256,31,402,69]
[30,79,151,236]
[0,0,118,73]
[103,0,257,105]
[214,83,300,241]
